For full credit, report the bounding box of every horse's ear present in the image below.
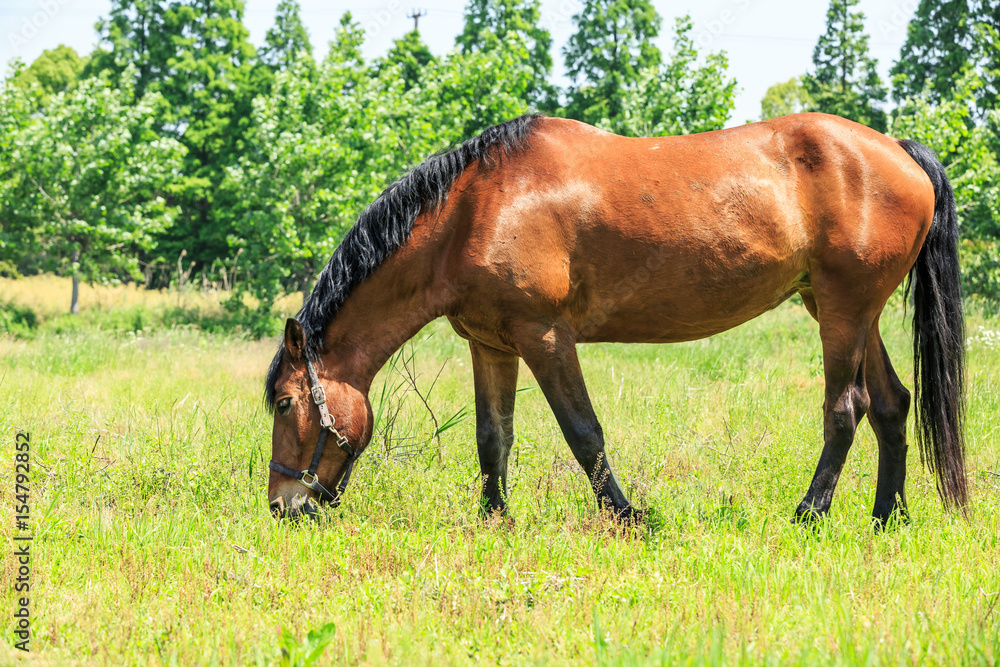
[284,318,305,362]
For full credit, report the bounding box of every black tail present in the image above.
[897,139,967,510]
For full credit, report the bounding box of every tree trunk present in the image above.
[70,247,80,315]
[71,273,80,315]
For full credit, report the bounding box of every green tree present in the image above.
[457,0,553,106]
[0,64,36,276]
[892,73,1000,298]
[891,0,999,113]
[223,15,374,318]
[891,0,974,105]
[11,45,87,106]
[563,0,662,125]
[89,0,170,99]
[380,30,435,90]
[760,76,813,120]
[88,0,261,273]
[1,72,185,313]
[893,73,1000,239]
[608,16,736,136]
[258,0,313,71]
[224,12,534,322]
[154,0,260,270]
[0,64,32,156]
[972,2,999,111]
[420,33,536,141]
[805,0,887,131]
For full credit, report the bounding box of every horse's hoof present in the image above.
[479,502,514,529]
[791,506,825,527]
[483,512,515,530]
[871,507,910,532]
[609,505,646,525]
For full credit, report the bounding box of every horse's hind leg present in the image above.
[865,321,911,528]
[512,321,638,521]
[794,301,873,522]
[470,341,519,517]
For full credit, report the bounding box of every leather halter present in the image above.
[268,360,359,506]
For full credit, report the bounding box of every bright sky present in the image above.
[1,0,915,125]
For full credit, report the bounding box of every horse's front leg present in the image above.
[470,341,519,517]
[512,321,640,522]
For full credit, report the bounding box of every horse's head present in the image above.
[267,318,372,520]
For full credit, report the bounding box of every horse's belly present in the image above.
[573,291,797,343]
[568,251,809,344]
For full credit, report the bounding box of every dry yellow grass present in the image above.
[0,275,303,319]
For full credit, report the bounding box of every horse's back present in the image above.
[447,115,936,345]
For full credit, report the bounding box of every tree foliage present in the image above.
[10,45,87,106]
[457,0,554,106]
[90,0,261,258]
[0,71,184,311]
[805,0,887,131]
[563,0,662,125]
[760,76,813,120]
[892,73,1000,299]
[0,65,36,277]
[891,0,999,113]
[886,2,1000,301]
[258,0,313,71]
[89,0,171,99]
[606,16,736,136]
[892,74,1000,240]
[972,2,1000,112]
[148,0,259,267]
[223,13,535,320]
[380,30,435,90]
[891,0,975,105]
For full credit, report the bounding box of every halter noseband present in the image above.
[268,360,360,506]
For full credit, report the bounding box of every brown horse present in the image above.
[265,113,966,527]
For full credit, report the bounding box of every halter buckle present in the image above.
[300,471,318,487]
[310,384,326,405]
[334,431,351,452]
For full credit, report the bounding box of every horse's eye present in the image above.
[277,398,293,415]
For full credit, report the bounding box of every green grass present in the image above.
[2,300,1000,665]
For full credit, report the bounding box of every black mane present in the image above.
[265,114,542,409]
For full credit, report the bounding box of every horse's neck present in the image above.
[319,215,452,390]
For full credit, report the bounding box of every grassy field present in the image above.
[2,277,1000,665]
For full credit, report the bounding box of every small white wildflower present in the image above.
[967,326,1000,350]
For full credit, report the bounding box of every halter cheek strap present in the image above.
[268,360,360,506]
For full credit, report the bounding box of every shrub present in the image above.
[0,300,39,338]
[960,238,1000,306]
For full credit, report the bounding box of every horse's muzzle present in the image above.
[269,493,320,520]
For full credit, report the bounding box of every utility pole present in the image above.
[406,8,427,31]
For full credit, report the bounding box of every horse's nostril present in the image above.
[285,494,320,521]
[269,498,286,517]
[303,499,320,517]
